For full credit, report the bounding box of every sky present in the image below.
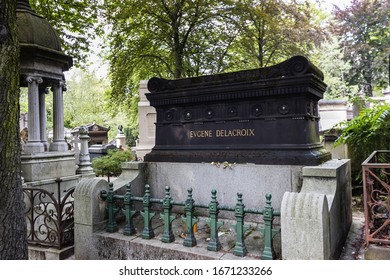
[320,0,352,11]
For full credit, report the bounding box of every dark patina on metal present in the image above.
[144,56,331,165]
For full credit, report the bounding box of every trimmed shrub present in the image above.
[92,149,134,176]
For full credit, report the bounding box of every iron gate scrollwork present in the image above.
[23,179,75,249]
[362,151,390,246]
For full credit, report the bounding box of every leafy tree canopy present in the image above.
[103,0,235,101]
[331,0,389,97]
[62,68,128,141]
[24,0,389,135]
[30,0,102,66]
[227,0,328,70]
[312,36,359,100]
[101,0,328,127]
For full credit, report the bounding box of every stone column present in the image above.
[50,80,68,152]
[24,76,45,153]
[76,126,94,175]
[39,87,48,151]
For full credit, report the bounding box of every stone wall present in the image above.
[144,162,302,213]
[110,161,303,214]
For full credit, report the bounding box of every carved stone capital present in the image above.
[61,80,67,92]
[51,80,67,92]
[26,76,43,85]
[39,86,50,95]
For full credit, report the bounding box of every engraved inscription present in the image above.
[189,130,213,138]
[189,128,255,139]
[216,129,255,137]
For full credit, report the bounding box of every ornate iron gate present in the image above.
[362,151,390,246]
[23,178,75,249]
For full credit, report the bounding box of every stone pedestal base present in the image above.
[76,165,95,176]
[116,134,126,149]
[23,141,45,154]
[21,151,77,182]
[133,161,304,214]
[49,141,69,152]
[28,245,74,260]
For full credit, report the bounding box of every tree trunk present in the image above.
[364,58,373,97]
[172,25,183,79]
[0,0,28,259]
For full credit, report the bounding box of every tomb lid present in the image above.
[147,56,324,93]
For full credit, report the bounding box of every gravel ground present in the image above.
[338,209,366,260]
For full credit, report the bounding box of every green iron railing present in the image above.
[100,183,280,260]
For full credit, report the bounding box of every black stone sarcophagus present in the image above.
[144,56,331,165]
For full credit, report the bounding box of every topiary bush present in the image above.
[92,149,134,177]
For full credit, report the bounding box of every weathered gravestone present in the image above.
[144,56,330,165]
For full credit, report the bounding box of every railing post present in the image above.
[161,186,176,243]
[55,177,62,248]
[140,184,155,239]
[207,189,223,251]
[123,184,137,236]
[26,189,35,242]
[233,192,247,256]
[183,188,198,247]
[261,193,276,260]
[106,182,118,232]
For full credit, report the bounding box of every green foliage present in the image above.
[92,149,134,177]
[101,0,241,132]
[124,127,137,147]
[331,0,389,97]
[101,0,329,132]
[227,0,327,69]
[103,0,234,107]
[63,68,109,127]
[335,102,390,182]
[24,1,389,136]
[62,68,128,140]
[30,0,102,66]
[19,88,28,113]
[312,37,359,100]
